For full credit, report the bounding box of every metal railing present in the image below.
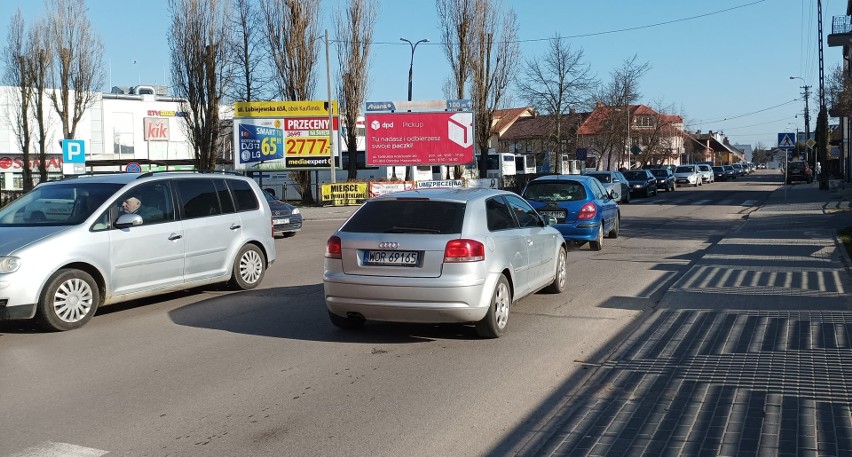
[832,16,852,34]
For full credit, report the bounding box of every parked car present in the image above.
[712,166,728,182]
[642,164,675,173]
[674,165,702,187]
[323,188,567,338]
[583,170,631,204]
[697,164,715,183]
[723,165,738,180]
[649,168,676,192]
[522,175,620,251]
[786,161,814,184]
[622,169,659,197]
[731,163,745,176]
[0,172,277,331]
[263,191,302,237]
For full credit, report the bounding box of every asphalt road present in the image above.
[0,170,782,457]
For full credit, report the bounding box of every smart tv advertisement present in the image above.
[365,112,474,166]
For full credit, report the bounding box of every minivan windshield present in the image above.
[675,166,695,173]
[0,182,123,226]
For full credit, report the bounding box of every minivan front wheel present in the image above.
[37,269,100,331]
[229,244,266,290]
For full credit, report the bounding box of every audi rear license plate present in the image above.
[363,250,419,266]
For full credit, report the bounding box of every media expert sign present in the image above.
[321,182,368,206]
[233,100,340,171]
[365,112,474,166]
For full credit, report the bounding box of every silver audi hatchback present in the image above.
[323,188,568,338]
[0,172,276,331]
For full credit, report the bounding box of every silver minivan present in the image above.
[0,172,276,331]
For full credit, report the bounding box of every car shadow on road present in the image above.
[167,283,489,343]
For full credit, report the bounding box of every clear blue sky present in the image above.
[0,0,843,149]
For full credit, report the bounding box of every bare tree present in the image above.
[516,34,595,173]
[46,0,104,140]
[828,64,852,115]
[2,10,35,190]
[335,0,378,180]
[30,19,53,182]
[229,0,270,102]
[168,0,234,172]
[594,55,650,169]
[261,0,321,204]
[468,0,519,178]
[437,0,476,178]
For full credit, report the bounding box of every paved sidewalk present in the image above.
[507,181,852,457]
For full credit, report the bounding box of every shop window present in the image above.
[113,112,135,155]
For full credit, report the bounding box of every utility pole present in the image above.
[790,76,811,164]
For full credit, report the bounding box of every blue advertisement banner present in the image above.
[239,123,284,164]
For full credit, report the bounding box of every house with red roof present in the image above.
[576,102,685,171]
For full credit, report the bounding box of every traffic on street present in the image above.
[4,169,851,456]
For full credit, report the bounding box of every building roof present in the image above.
[499,113,586,141]
[577,103,682,136]
[491,107,535,135]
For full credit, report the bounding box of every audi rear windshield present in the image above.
[341,199,465,234]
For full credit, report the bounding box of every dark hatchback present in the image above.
[649,168,676,192]
[622,169,658,197]
[263,191,302,237]
[786,161,813,184]
[712,166,727,182]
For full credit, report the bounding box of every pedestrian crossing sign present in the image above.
[777,132,795,149]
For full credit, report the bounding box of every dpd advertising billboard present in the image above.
[365,111,474,166]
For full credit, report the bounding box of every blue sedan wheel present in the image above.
[590,225,603,251]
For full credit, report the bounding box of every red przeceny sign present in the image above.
[365,111,474,166]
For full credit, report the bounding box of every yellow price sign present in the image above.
[286,137,330,156]
[261,136,280,156]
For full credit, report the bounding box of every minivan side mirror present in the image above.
[545,215,558,226]
[115,213,144,229]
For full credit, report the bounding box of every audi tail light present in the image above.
[326,236,342,259]
[444,239,485,262]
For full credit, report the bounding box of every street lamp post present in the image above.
[400,37,428,181]
[401,38,428,102]
[790,76,812,165]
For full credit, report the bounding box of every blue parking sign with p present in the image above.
[62,139,86,163]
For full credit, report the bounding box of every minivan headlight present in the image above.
[0,256,21,273]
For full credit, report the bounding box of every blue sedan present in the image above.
[521,175,620,251]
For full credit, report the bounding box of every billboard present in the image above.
[233,101,339,170]
[365,111,474,166]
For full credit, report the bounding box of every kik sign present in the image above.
[144,117,170,141]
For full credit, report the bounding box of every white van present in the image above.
[0,172,276,331]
